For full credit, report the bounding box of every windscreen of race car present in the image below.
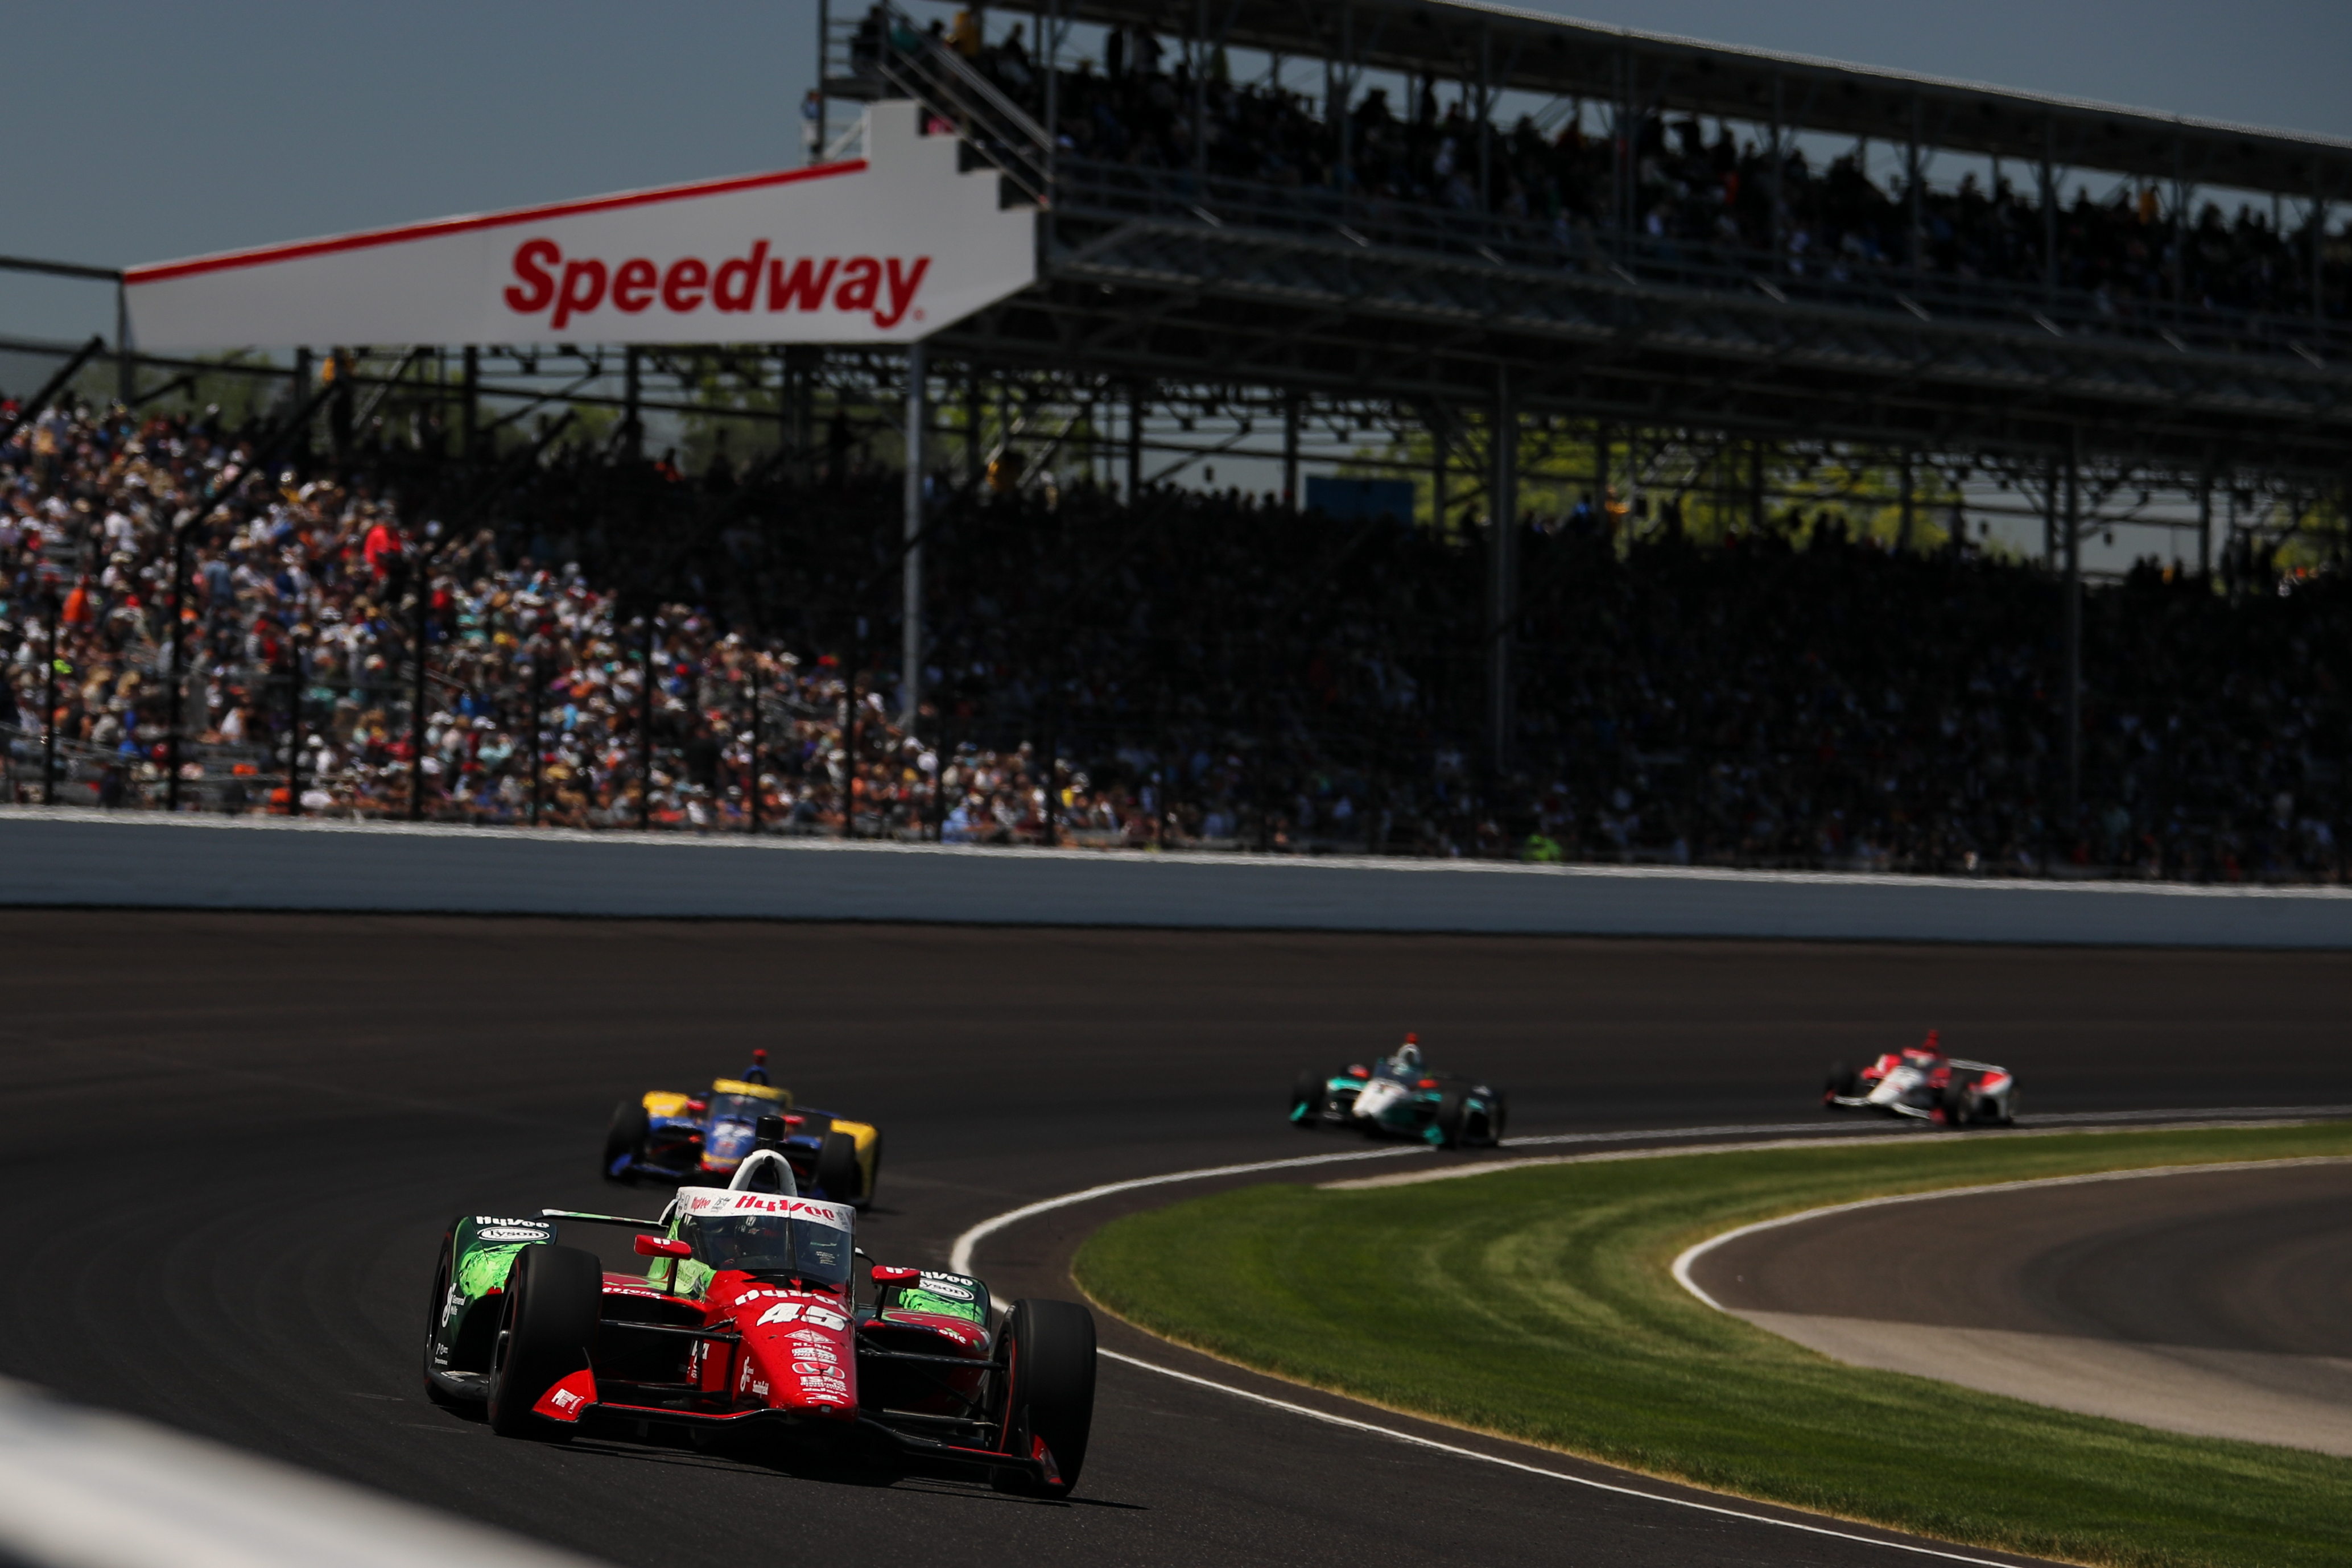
[705,1092,775,1124]
[683,1210,852,1285]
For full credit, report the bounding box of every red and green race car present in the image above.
[423,1145,1095,1495]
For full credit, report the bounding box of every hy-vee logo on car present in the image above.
[682,1191,853,1227]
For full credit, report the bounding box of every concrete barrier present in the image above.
[4,806,2351,947]
[0,1375,598,1568]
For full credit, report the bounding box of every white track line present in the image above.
[1096,1350,2024,1567]
[946,1114,1991,1275]
[1671,1154,2352,1311]
[946,1144,1432,1274]
[948,1109,2352,1565]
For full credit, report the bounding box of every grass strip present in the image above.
[1073,1124,2352,1568]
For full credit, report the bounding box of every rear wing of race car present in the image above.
[1944,1058,2010,1074]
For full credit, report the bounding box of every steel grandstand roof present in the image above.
[1070,0,2352,197]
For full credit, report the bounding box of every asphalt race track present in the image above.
[1689,1160,2352,1455]
[6,911,2352,1567]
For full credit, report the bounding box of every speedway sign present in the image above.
[123,105,1034,349]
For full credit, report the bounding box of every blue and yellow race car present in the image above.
[1289,1035,1507,1148]
[603,1051,882,1208]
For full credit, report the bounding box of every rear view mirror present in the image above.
[870,1264,919,1284]
[634,1234,691,1258]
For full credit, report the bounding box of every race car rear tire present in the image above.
[851,1128,882,1210]
[1290,1070,1326,1128]
[815,1129,860,1203]
[992,1299,1096,1498]
[602,1099,649,1183]
[486,1244,601,1441]
[1434,1091,1468,1149]
[1825,1061,1860,1101]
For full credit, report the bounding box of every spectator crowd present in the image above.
[886,6,2347,327]
[4,389,2347,883]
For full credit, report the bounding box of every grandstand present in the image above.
[1,0,2347,880]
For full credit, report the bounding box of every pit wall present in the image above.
[3,807,2349,947]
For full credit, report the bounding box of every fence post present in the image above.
[42,591,59,805]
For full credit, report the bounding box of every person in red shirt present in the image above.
[362,517,403,581]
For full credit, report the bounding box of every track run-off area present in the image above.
[6,911,2350,1567]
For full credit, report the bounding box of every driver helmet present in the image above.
[1393,1033,1423,1072]
[744,1047,770,1086]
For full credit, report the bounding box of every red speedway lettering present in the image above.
[505,240,930,330]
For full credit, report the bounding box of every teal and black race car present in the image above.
[1289,1035,1507,1148]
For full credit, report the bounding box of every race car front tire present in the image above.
[602,1099,649,1183]
[1290,1070,1326,1128]
[1434,1091,1468,1149]
[486,1244,601,1440]
[1939,1080,1972,1129]
[993,1299,1096,1498]
[1825,1061,1860,1101]
[421,1214,467,1406]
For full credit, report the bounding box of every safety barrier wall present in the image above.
[6,807,2352,947]
[0,1375,594,1568]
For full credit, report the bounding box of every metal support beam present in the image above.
[1596,424,1610,538]
[1907,95,1922,275]
[1281,390,1300,507]
[40,592,59,805]
[1485,365,1517,773]
[1769,74,1785,271]
[2062,429,2082,830]
[814,0,831,159]
[461,345,478,458]
[2315,188,2330,327]
[965,372,983,490]
[114,284,133,407]
[1476,23,1492,213]
[1430,408,1447,528]
[2041,460,2058,570]
[2197,459,2214,577]
[2041,121,2058,304]
[637,613,655,830]
[623,348,642,461]
[901,341,926,731]
[1899,449,1915,550]
[1127,380,1145,498]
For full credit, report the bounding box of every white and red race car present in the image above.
[1824,1032,2016,1127]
